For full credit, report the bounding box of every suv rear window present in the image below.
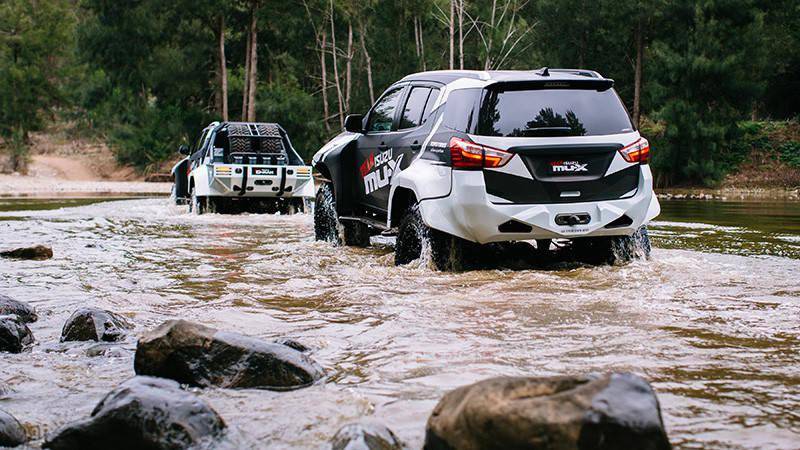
[477,88,634,137]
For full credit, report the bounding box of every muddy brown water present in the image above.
[0,197,799,449]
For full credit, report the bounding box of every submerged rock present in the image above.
[134,320,324,390]
[0,294,38,323]
[61,308,133,342]
[331,422,403,450]
[0,315,34,353]
[275,337,310,352]
[43,376,225,450]
[0,409,27,447]
[0,245,53,260]
[424,373,671,450]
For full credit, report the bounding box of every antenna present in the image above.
[538,67,550,76]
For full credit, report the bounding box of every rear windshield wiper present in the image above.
[519,127,575,137]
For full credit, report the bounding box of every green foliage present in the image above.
[649,0,765,187]
[1,0,797,183]
[779,142,800,167]
[0,0,76,170]
[255,74,327,161]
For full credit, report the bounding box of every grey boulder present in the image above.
[134,320,324,390]
[0,409,27,447]
[43,376,225,450]
[331,421,403,450]
[424,373,671,450]
[0,315,34,353]
[61,308,133,342]
[0,295,38,323]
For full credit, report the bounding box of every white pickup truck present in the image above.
[172,121,314,214]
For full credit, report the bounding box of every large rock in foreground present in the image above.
[0,315,34,353]
[134,320,324,390]
[0,295,38,323]
[425,373,671,450]
[331,421,403,450]
[0,245,53,260]
[61,308,133,342]
[0,409,27,447]
[43,376,225,450]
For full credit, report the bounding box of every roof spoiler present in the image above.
[490,78,615,92]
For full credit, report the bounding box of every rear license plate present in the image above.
[252,167,277,176]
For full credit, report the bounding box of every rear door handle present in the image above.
[378,144,389,151]
[410,141,422,151]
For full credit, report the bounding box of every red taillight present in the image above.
[449,136,512,169]
[619,137,650,164]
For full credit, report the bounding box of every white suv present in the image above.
[172,121,314,214]
[312,69,660,269]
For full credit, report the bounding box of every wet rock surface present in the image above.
[275,337,310,352]
[60,308,133,342]
[0,409,27,447]
[43,376,225,450]
[331,422,403,450]
[0,245,53,260]
[0,315,34,353]
[0,294,38,323]
[424,373,671,450]
[134,320,324,390]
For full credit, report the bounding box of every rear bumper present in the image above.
[205,164,314,198]
[418,165,660,244]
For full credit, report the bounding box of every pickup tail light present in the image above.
[449,137,513,169]
[619,137,650,164]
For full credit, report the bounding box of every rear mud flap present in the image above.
[277,167,287,197]
[238,169,249,196]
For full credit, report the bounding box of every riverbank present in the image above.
[657,186,800,201]
[0,174,170,197]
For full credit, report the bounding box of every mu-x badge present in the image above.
[361,148,404,195]
[551,160,588,173]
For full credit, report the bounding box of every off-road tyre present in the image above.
[572,225,651,265]
[280,198,306,215]
[189,189,206,215]
[314,183,340,244]
[395,203,465,270]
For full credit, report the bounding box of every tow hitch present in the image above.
[555,213,591,226]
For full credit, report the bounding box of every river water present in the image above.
[1,197,798,449]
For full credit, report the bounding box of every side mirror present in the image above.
[178,144,190,155]
[344,114,364,133]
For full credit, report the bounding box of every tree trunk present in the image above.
[218,15,229,121]
[418,17,426,71]
[414,16,420,59]
[246,4,258,122]
[458,0,464,70]
[321,29,331,131]
[345,22,353,112]
[632,18,643,127]
[242,20,251,121]
[359,21,375,105]
[329,0,344,128]
[485,0,497,70]
[449,0,455,69]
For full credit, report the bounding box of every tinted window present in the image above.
[442,88,481,133]
[478,88,634,137]
[367,87,404,132]
[399,87,431,129]
[421,88,441,124]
